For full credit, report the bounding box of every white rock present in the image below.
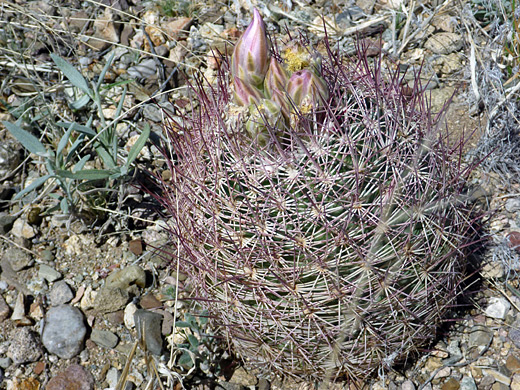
[484,297,511,320]
[79,285,97,311]
[124,302,138,329]
[11,218,37,239]
[402,380,415,390]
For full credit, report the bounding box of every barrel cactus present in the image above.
[159,9,479,383]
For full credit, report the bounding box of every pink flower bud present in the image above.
[231,9,270,88]
[286,69,329,111]
[264,58,288,99]
[232,77,263,106]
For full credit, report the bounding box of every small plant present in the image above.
[158,9,481,384]
[3,54,149,216]
[171,310,223,377]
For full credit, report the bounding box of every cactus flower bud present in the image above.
[231,8,270,88]
[232,77,263,106]
[286,69,329,112]
[264,57,288,99]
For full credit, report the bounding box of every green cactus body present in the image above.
[160,11,479,384]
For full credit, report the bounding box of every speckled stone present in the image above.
[7,327,43,364]
[46,364,94,390]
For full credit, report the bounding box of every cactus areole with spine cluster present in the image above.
[160,8,480,384]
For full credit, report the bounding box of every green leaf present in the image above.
[56,122,96,137]
[96,52,115,90]
[71,94,91,110]
[57,168,118,180]
[57,123,74,157]
[187,334,199,349]
[95,145,117,169]
[114,86,127,119]
[60,197,69,213]
[178,352,194,368]
[175,321,191,328]
[14,174,52,200]
[50,54,91,95]
[125,123,150,169]
[198,310,209,326]
[101,79,133,90]
[66,135,86,164]
[3,121,48,156]
[73,155,90,173]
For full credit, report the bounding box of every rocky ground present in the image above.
[1,0,520,389]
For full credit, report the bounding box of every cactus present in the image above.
[158,10,480,384]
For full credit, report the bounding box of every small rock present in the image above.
[164,17,193,38]
[42,305,86,359]
[105,367,120,388]
[34,361,45,375]
[0,357,12,369]
[80,285,97,310]
[0,213,16,235]
[124,302,138,328]
[90,329,119,349]
[507,354,520,374]
[435,367,451,379]
[485,297,510,319]
[7,327,43,364]
[11,218,37,239]
[10,378,40,390]
[483,369,511,386]
[492,383,510,390]
[424,32,463,55]
[140,293,161,309]
[506,199,520,213]
[479,375,496,390]
[94,286,129,314]
[11,291,31,325]
[4,247,33,271]
[91,8,119,51]
[468,325,493,348]
[441,378,460,390]
[46,364,94,390]
[38,264,62,282]
[508,232,520,253]
[258,378,270,390]
[0,294,10,322]
[460,377,477,390]
[401,380,415,390]
[481,261,505,279]
[49,281,74,306]
[128,239,143,256]
[229,366,257,387]
[511,374,520,390]
[134,309,163,355]
[105,265,146,290]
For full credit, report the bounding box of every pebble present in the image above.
[0,294,10,322]
[94,286,129,314]
[0,213,16,235]
[134,309,163,355]
[506,198,520,213]
[90,329,119,349]
[5,247,33,271]
[507,354,520,373]
[484,298,510,320]
[7,327,43,364]
[482,369,511,386]
[511,374,520,390]
[402,380,415,390]
[124,302,138,328]
[460,377,477,390]
[38,264,62,282]
[229,366,257,387]
[435,367,451,379]
[441,378,460,390]
[49,280,74,306]
[0,357,12,369]
[46,364,94,390]
[424,32,463,55]
[140,293,161,309]
[42,305,87,359]
[10,217,37,239]
[468,325,493,348]
[105,367,120,388]
[106,265,146,290]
